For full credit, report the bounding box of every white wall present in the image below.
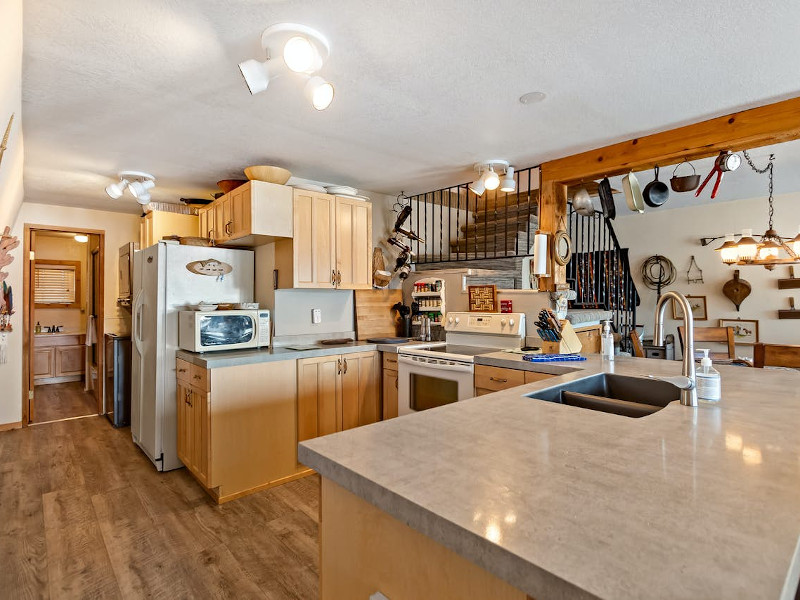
[613,192,800,358]
[0,0,23,230]
[0,203,139,426]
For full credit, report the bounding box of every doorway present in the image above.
[23,225,105,425]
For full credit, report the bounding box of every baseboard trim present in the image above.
[0,421,23,432]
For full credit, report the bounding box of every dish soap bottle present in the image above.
[601,320,614,362]
[696,348,721,402]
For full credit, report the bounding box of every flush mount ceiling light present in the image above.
[105,171,156,205]
[519,91,546,105]
[74,234,89,243]
[238,23,335,110]
[469,160,514,196]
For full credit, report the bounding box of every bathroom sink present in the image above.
[524,373,680,418]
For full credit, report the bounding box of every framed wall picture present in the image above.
[719,318,759,345]
[672,295,707,321]
[468,284,498,312]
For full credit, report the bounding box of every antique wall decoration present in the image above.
[722,269,751,311]
[0,114,14,170]
[719,318,759,345]
[672,295,707,321]
[686,256,704,284]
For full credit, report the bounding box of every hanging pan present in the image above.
[643,166,669,207]
[622,172,645,213]
[598,177,616,220]
[670,161,701,192]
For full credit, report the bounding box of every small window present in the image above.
[34,260,81,308]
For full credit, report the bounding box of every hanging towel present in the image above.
[85,314,97,346]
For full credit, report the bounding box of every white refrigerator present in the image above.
[131,242,254,471]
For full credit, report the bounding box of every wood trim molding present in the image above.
[0,421,22,432]
[537,95,800,289]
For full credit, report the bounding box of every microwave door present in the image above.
[199,314,255,347]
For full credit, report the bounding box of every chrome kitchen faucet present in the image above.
[650,291,698,407]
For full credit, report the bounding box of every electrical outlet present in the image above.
[311,308,322,324]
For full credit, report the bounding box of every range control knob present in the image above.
[509,318,515,327]
[454,317,460,325]
[500,318,507,327]
[448,316,454,325]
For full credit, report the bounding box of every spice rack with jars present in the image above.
[411,277,445,326]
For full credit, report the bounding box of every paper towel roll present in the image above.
[533,232,549,276]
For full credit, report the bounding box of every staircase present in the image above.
[448,205,538,259]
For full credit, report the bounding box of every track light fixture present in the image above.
[105,171,156,205]
[469,160,514,196]
[238,23,335,111]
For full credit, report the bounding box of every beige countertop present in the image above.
[299,356,800,599]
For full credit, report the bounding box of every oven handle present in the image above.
[398,354,474,373]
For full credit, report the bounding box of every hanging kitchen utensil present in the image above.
[641,255,676,298]
[686,255,704,284]
[642,166,670,207]
[670,161,701,192]
[598,178,616,219]
[722,269,751,311]
[571,187,595,217]
[622,172,645,213]
[695,151,741,199]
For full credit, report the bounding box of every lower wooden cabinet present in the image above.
[34,334,85,384]
[474,364,555,396]
[382,353,398,420]
[176,357,311,503]
[298,351,381,442]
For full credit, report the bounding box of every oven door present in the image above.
[397,354,475,416]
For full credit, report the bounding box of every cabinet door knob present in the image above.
[343,358,348,374]
[331,270,337,287]
[225,221,233,235]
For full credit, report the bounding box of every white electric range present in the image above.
[397,312,526,415]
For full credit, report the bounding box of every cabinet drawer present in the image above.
[382,353,398,370]
[190,364,210,391]
[176,359,193,384]
[524,371,556,384]
[474,365,525,392]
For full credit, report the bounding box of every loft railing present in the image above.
[566,205,640,351]
[408,166,539,264]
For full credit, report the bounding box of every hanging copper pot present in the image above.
[722,270,751,311]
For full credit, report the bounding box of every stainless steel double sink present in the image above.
[524,373,680,418]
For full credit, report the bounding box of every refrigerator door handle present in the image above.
[132,289,144,356]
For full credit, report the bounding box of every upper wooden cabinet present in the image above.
[198,181,292,247]
[273,190,373,290]
[140,211,199,249]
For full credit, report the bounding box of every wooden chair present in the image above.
[629,331,645,358]
[678,326,736,360]
[753,343,800,368]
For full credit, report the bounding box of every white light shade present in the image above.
[128,180,155,205]
[468,176,485,196]
[105,179,128,199]
[500,167,515,192]
[736,228,758,261]
[74,234,89,243]
[304,76,334,110]
[533,232,549,276]
[484,169,500,191]
[716,233,738,264]
[238,59,272,95]
[283,36,319,73]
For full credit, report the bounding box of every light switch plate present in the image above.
[312,308,322,324]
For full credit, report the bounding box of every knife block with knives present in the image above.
[539,320,583,355]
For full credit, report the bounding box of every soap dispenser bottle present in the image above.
[601,320,614,362]
[696,348,721,402]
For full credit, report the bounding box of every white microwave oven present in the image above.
[179,309,270,353]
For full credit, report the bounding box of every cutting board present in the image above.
[354,289,402,341]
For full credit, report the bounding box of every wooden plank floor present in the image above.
[33,382,98,423]
[0,416,320,599]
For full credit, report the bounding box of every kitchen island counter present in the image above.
[299,356,800,599]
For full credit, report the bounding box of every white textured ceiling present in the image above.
[21,0,800,214]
